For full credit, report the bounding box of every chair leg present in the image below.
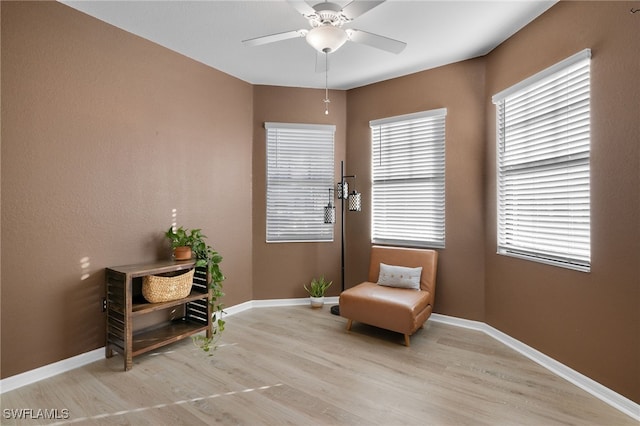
[404,334,411,347]
[346,319,353,331]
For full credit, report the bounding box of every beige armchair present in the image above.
[339,245,438,346]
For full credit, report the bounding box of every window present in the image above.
[265,122,334,243]
[370,108,447,248]
[492,49,591,271]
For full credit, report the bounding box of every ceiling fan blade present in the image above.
[242,30,307,47]
[315,51,330,73]
[287,0,316,16]
[346,29,406,54]
[341,0,386,20]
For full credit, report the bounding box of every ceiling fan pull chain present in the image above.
[324,51,330,115]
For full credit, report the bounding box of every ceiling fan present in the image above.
[242,0,407,55]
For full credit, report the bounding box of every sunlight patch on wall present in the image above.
[171,208,177,231]
[79,257,91,281]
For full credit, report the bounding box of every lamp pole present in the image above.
[331,160,354,316]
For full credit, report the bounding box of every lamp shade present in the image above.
[324,203,336,224]
[348,191,362,212]
[306,25,348,53]
[337,181,348,199]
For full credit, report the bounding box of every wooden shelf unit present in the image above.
[105,259,212,371]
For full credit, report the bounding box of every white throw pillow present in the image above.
[377,263,422,290]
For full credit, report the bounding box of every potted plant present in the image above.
[304,276,332,308]
[165,226,225,354]
[165,226,197,260]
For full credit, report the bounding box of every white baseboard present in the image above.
[223,297,339,315]
[1,301,637,421]
[429,314,640,421]
[0,348,104,394]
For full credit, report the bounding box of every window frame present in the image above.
[492,49,591,272]
[370,108,447,249]
[265,122,335,243]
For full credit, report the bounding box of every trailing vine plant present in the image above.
[165,227,225,354]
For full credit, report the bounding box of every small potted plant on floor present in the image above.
[304,276,332,308]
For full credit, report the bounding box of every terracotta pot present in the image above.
[173,246,192,260]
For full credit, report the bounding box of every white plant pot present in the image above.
[310,296,324,308]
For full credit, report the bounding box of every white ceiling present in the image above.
[61,0,557,90]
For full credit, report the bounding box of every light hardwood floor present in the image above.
[1,306,636,425]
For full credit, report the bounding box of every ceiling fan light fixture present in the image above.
[306,25,348,53]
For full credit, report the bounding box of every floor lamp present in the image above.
[325,160,361,316]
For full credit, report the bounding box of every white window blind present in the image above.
[493,49,591,271]
[370,108,447,248]
[265,122,335,243]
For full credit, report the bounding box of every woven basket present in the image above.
[142,268,195,303]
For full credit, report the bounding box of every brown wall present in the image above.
[252,85,346,299]
[484,1,639,403]
[346,59,487,320]
[1,2,253,378]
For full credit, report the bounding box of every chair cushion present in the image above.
[340,282,431,335]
